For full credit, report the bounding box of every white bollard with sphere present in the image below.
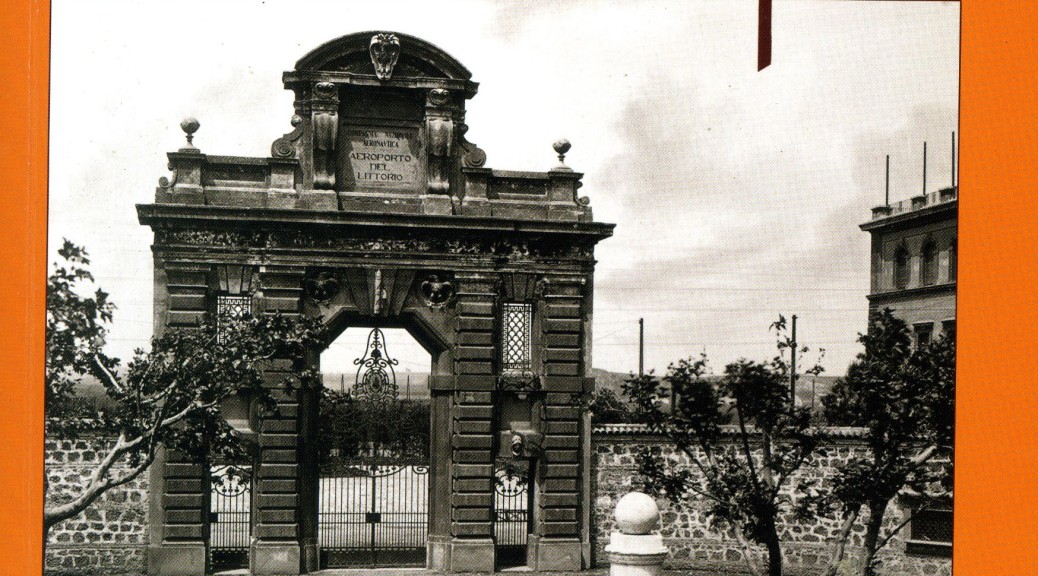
[604,492,669,576]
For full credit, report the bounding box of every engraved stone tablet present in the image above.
[342,127,422,191]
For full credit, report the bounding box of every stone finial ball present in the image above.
[180,117,200,135]
[553,138,572,156]
[614,492,660,535]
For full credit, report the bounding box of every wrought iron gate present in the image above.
[494,463,532,568]
[318,463,429,567]
[209,464,251,570]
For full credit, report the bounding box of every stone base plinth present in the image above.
[251,541,301,575]
[147,543,207,576]
[428,536,496,572]
[301,537,319,573]
[531,536,585,571]
[605,531,668,576]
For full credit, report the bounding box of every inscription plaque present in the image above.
[342,127,421,190]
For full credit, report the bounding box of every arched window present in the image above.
[894,243,910,290]
[921,239,938,286]
[949,237,957,282]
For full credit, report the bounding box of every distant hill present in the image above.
[322,371,431,400]
[591,367,634,395]
[590,368,840,413]
[59,368,841,413]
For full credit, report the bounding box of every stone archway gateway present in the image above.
[138,32,612,575]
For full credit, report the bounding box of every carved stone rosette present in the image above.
[311,82,339,189]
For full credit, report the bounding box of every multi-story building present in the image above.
[860,183,957,559]
[861,185,957,346]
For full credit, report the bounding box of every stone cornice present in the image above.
[283,70,479,99]
[867,282,956,302]
[137,203,615,241]
[860,199,957,233]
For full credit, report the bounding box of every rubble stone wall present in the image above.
[44,437,149,576]
[591,426,952,576]
[44,429,952,576]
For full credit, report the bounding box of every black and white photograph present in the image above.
[43,2,959,575]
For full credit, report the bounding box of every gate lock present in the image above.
[365,512,382,524]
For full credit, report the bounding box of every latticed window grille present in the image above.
[501,302,532,372]
[216,294,252,342]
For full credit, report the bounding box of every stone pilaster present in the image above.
[148,452,209,576]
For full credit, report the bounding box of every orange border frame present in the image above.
[1,0,49,574]
[956,2,1038,574]
[2,1,1037,575]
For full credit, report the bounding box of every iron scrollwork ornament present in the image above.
[212,465,251,497]
[353,327,400,406]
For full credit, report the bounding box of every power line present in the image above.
[595,340,857,347]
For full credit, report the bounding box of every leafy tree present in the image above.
[44,240,324,533]
[821,309,954,576]
[589,388,638,424]
[624,318,825,576]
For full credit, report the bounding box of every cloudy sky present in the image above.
[48,0,959,378]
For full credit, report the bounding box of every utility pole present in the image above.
[922,141,928,195]
[638,318,645,377]
[885,154,890,206]
[790,314,797,409]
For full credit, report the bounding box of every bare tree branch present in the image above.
[92,354,124,394]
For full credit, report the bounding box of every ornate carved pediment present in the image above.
[294,31,474,81]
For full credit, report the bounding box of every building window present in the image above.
[216,294,252,341]
[948,238,957,282]
[501,302,533,372]
[894,244,910,290]
[913,323,933,348]
[906,507,953,557]
[942,320,956,342]
[921,240,938,286]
